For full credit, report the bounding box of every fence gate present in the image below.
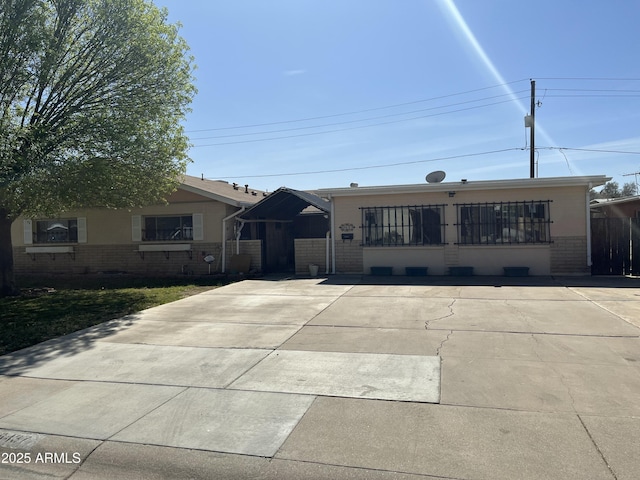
[591,217,640,275]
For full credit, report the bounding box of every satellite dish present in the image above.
[426,170,446,183]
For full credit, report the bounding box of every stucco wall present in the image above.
[11,201,230,247]
[330,184,590,275]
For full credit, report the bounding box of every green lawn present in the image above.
[0,275,226,356]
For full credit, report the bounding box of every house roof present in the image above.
[314,175,611,197]
[238,187,330,221]
[178,175,265,207]
[590,195,640,208]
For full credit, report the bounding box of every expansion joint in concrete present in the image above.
[577,414,620,480]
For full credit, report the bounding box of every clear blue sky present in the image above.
[153,0,640,193]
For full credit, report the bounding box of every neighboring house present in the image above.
[589,195,640,275]
[590,195,640,218]
[316,175,609,276]
[11,176,264,275]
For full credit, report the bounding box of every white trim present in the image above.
[77,217,87,243]
[131,215,142,242]
[23,219,33,245]
[586,184,592,267]
[26,246,74,254]
[221,207,245,273]
[330,195,336,274]
[138,244,191,252]
[316,175,611,197]
[192,213,204,240]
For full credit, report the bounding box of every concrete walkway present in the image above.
[0,275,639,479]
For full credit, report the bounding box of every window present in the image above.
[361,205,445,246]
[143,215,193,241]
[33,219,78,244]
[456,201,551,245]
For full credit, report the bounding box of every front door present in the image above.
[259,221,295,273]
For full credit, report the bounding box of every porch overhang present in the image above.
[238,187,330,221]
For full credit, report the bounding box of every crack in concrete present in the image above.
[436,330,454,356]
[530,333,544,362]
[550,363,578,414]
[424,299,456,330]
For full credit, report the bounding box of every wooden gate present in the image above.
[591,217,640,275]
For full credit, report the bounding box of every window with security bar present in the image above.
[361,205,446,246]
[456,201,552,245]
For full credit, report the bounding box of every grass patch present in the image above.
[0,275,226,356]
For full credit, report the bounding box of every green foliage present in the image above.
[591,181,638,200]
[0,278,221,355]
[0,0,196,217]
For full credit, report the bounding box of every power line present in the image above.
[535,77,640,81]
[186,79,530,133]
[540,147,640,155]
[187,78,640,134]
[191,96,529,147]
[191,90,529,141]
[185,77,640,148]
[211,146,640,180]
[211,148,524,179]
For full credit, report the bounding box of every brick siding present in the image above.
[334,239,363,274]
[294,238,330,274]
[550,236,590,275]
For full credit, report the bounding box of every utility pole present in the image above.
[530,79,536,178]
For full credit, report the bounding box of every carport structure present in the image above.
[236,188,331,274]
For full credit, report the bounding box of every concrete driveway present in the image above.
[0,275,639,479]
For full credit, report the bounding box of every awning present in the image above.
[238,187,330,221]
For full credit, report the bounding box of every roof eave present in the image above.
[178,183,252,207]
[315,175,611,197]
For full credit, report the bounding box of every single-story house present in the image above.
[11,174,610,277]
[314,175,609,276]
[11,175,264,275]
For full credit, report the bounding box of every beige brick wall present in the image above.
[14,243,225,276]
[224,240,262,272]
[550,236,590,275]
[334,238,363,274]
[294,238,330,274]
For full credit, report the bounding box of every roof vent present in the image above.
[350,183,359,188]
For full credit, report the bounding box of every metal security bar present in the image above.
[360,205,447,246]
[454,200,552,245]
[143,215,194,241]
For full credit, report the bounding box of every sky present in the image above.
[153,0,640,193]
